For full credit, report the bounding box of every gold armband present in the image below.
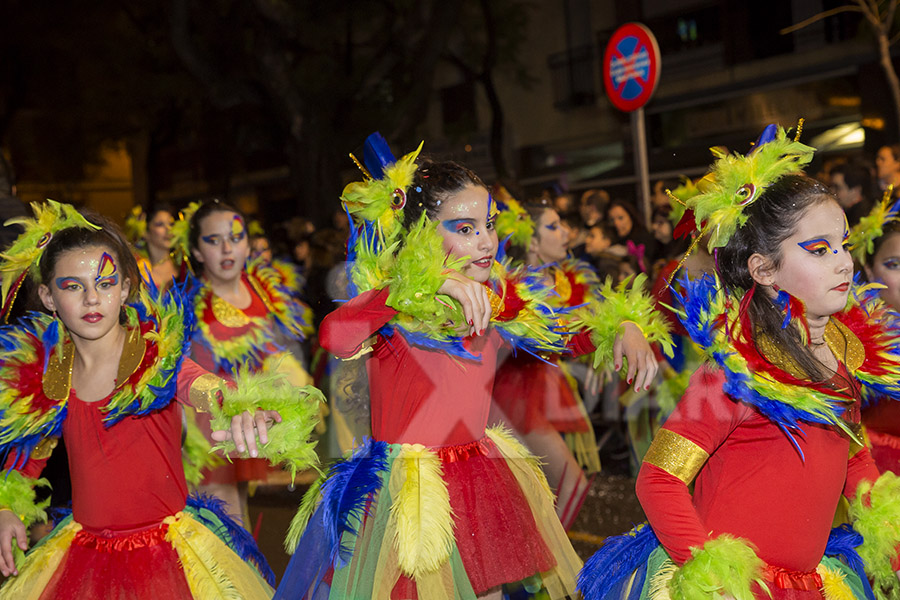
[643,429,709,485]
[189,374,224,413]
[30,437,59,460]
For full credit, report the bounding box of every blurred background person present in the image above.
[830,161,874,226]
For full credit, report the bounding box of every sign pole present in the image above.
[603,22,661,228]
[632,107,651,225]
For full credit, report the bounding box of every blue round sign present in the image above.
[603,23,661,112]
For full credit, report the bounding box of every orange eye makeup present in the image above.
[798,238,838,255]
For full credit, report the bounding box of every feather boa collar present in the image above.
[671,273,900,450]
[382,260,570,361]
[540,258,599,310]
[0,282,194,470]
[191,259,310,373]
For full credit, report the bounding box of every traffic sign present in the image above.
[603,23,661,112]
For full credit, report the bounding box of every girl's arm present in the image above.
[319,288,397,358]
[844,443,881,498]
[635,366,749,565]
[0,442,55,576]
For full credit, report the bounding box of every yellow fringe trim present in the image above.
[648,557,677,600]
[388,443,454,579]
[164,512,272,600]
[0,521,81,599]
[486,425,554,499]
[817,564,856,600]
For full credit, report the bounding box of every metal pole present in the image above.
[631,107,651,225]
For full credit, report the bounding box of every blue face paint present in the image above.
[442,219,474,234]
[798,238,838,255]
[56,277,81,290]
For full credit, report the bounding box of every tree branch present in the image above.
[779,5,861,35]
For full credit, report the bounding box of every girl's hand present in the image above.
[584,365,604,398]
[438,270,491,336]
[0,510,26,577]
[613,322,658,392]
[211,409,282,458]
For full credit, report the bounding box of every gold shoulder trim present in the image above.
[643,429,709,485]
[189,373,223,413]
[826,318,864,372]
[116,323,146,385]
[211,294,252,328]
[43,342,74,401]
[31,437,59,460]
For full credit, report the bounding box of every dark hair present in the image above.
[188,199,246,274]
[881,144,900,163]
[506,198,555,263]
[38,211,141,305]
[581,189,610,211]
[605,198,646,239]
[865,220,900,268]
[146,203,176,224]
[716,174,835,381]
[402,159,486,230]
[830,162,873,199]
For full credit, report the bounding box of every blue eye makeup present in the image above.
[798,238,838,255]
[442,219,473,233]
[56,277,81,290]
[201,234,219,245]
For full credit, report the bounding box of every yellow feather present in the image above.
[486,425,553,499]
[165,512,272,599]
[817,564,856,600]
[388,444,454,579]
[0,521,81,598]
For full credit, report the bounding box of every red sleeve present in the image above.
[174,357,233,406]
[843,446,880,498]
[635,366,751,565]
[319,288,397,358]
[3,454,50,479]
[565,330,595,357]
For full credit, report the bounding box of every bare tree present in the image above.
[782,1,900,140]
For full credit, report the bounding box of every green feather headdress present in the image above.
[0,200,100,319]
[494,190,535,250]
[342,141,423,249]
[848,189,900,265]
[124,205,147,245]
[170,200,201,272]
[687,125,815,251]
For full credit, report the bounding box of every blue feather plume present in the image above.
[578,522,660,600]
[317,438,390,568]
[825,524,875,600]
[186,492,276,585]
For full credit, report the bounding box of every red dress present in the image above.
[191,274,292,485]
[637,365,879,598]
[305,287,586,598]
[1,359,273,599]
[492,262,594,435]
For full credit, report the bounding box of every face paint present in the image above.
[798,238,838,255]
[55,277,82,290]
[441,219,474,234]
[231,215,246,241]
[95,252,119,286]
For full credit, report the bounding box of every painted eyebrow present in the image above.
[798,238,838,254]
[55,277,82,288]
[442,218,475,230]
[200,234,221,243]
